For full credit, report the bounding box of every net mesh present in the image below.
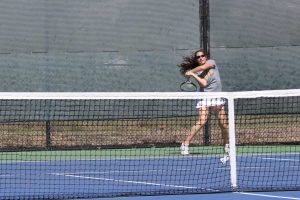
[0,90,300,199]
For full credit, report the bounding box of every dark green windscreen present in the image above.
[0,0,299,91]
[0,0,199,91]
[210,0,300,91]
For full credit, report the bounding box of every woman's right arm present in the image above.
[185,71,207,87]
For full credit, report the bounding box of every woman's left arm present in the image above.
[185,71,207,87]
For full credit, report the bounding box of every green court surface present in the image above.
[1,145,299,161]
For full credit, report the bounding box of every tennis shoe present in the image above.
[180,144,189,155]
[220,155,229,165]
[224,144,230,154]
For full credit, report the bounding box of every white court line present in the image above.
[52,173,196,189]
[217,165,300,170]
[262,158,300,162]
[0,174,11,177]
[51,172,219,192]
[50,168,191,175]
[236,192,300,200]
[60,174,197,189]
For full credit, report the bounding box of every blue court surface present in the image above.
[94,191,300,200]
[1,150,300,199]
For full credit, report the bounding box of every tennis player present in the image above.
[178,49,229,164]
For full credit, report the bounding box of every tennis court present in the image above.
[0,91,299,199]
[97,191,300,200]
[1,146,300,199]
[0,0,299,199]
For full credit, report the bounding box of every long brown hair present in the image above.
[178,49,207,75]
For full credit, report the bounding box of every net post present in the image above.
[228,97,238,190]
[46,120,51,149]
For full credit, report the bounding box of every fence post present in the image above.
[200,0,211,145]
[46,120,51,149]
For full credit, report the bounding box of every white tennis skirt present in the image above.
[196,98,226,108]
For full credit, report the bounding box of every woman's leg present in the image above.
[213,105,228,145]
[181,107,209,155]
[213,105,230,164]
[183,107,209,144]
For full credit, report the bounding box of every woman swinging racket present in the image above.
[178,49,229,164]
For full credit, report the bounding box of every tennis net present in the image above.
[0,90,300,199]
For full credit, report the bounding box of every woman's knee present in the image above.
[218,121,228,129]
[195,117,207,126]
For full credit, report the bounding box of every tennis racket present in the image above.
[180,78,197,92]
